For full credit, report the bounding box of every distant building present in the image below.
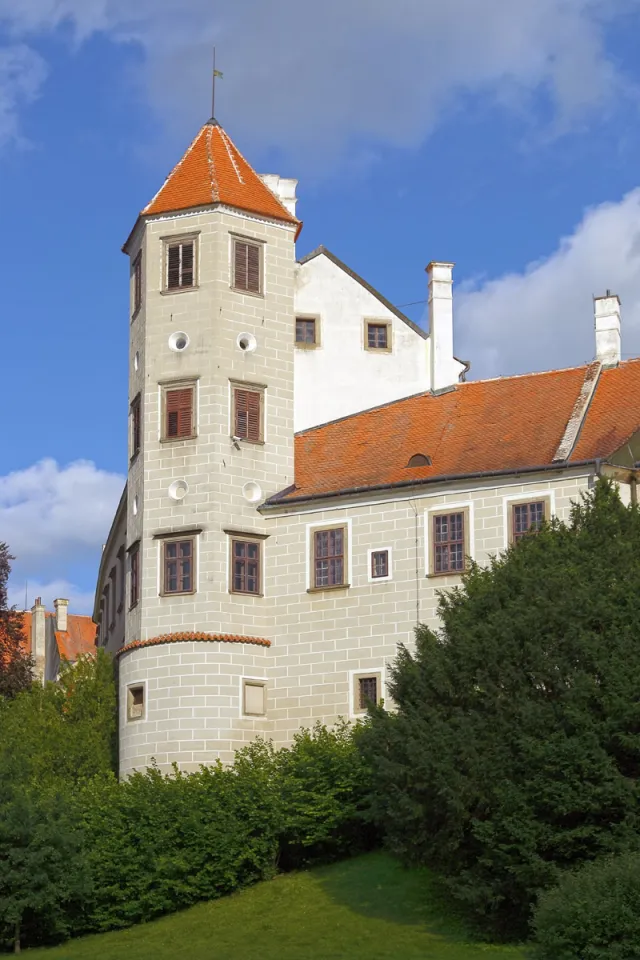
[95,116,640,777]
[23,598,96,683]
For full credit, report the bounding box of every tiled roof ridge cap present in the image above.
[217,125,245,185]
[219,126,297,225]
[116,631,271,657]
[206,124,220,202]
[553,361,602,462]
[142,125,206,215]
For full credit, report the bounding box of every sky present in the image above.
[2,0,640,613]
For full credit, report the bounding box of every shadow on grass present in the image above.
[314,851,471,938]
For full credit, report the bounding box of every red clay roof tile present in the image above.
[116,632,270,657]
[280,360,640,503]
[143,121,300,232]
[20,611,96,660]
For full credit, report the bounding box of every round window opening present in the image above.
[168,479,189,501]
[242,481,263,504]
[236,332,257,353]
[169,332,190,353]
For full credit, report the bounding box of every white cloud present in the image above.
[456,189,640,379]
[8,579,95,615]
[0,43,46,146]
[0,458,124,564]
[0,0,637,164]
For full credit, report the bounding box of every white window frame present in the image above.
[424,500,475,576]
[502,489,556,549]
[125,679,147,723]
[239,676,268,718]
[305,517,353,591]
[367,547,393,583]
[348,667,385,719]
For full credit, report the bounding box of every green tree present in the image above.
[0,777,88,953]
[362,481,640,939]
[0,543,34,699]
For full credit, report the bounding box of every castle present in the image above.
[95,116,640,776]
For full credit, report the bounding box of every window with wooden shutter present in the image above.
[233,239,262,294]
[162,384,195,440]
[233,386,263,443]
[130,395,141,459]
[129,543,140,609]
[231,539,261,595]
[164,237,196,291]
[312,526,347,589]
[162,538,194,595]
[132,252,142,316]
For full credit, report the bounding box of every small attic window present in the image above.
[406,454,432,468]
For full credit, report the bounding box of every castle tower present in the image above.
[119,118,300,772]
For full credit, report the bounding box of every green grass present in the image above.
[27,853,528,960]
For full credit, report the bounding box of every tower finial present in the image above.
[210,47,224,122]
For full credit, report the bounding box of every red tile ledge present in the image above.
[116,631,270,657]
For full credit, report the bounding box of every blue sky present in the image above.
[2,0,640,613]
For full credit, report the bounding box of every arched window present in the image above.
[406,453,432,468]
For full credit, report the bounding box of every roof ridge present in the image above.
[553,361,602,462]
[222,129,296,222]
[142,125,206,216]
[206,124,219,202]
[217,125,245,185]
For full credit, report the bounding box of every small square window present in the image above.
[232,385,263,443]
[233,239,262,294]
[371,550,389,579]
[231,539,261,595]
[130,395,141,460]
[127,684,145,721]
[365,321,391,351]
[164,237,196,291]
[353,672,382,715]
[162,383,195,441]
[243,680,266,716]
[295,317,317,346]
[162,538,195,595]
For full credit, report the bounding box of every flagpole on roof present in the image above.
[212,46,216,120]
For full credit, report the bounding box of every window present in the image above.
[109,567,117,627]
[365,321,391,351]
[129,543,140,609]
[313,527,347,589]
[165,238,195,291]
[132,252,142,316]
[407,454,432,468]
[295,317,318,346]
[231,539,261,595]
[130,395,141,460]
[162,538,194,595]
[352,671,382,715]
[233,238,262,294]
[371,550,389,579]
[233,386,263,443]
[127,684,145,721]
[243,680,266,717]
[512,500,547,543]
[433,511,466,574]
[162,383,195,440]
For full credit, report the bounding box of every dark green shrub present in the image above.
[533,852,640,959]
[361,481,640,939]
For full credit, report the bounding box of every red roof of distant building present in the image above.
[142,120,300,234]
[21,611,97,661]
[272,359,640,504]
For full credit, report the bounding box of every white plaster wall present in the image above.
[294,254,429,430]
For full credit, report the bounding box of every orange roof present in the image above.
[272,359,640,504]
[142,120,300,233]
[21,611,97,661]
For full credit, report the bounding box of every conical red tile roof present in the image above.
[143,120,300,232]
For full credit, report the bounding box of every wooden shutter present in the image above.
[165,387,193,439]
[167,245,180,288]
[181,242,194,287]
[234,388,261,442]
[234,241,248,290]
[247,243,260,293]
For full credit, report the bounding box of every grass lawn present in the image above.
[27,852,528,960]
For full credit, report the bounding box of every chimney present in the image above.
[259,174,298,217]
[54,597,69,633]
[427,261,458,392]
[594,292,621,367]
[31,597,46,684]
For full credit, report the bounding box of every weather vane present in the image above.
[212,47,223,120]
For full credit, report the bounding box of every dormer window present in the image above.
[407,454,432,468]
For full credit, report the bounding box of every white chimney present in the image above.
[54,597,69,633]
[31,597,46,683]
[259,174,298,217]
[427,261,458,392]
[594,292,621,367]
